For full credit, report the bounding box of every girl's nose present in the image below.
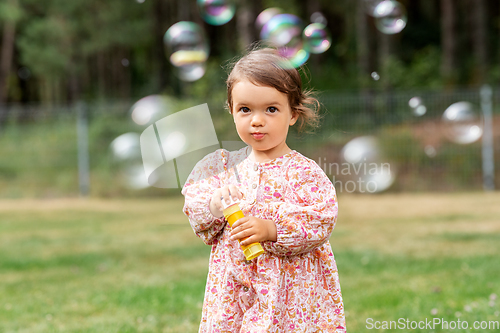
[250,113,264,127]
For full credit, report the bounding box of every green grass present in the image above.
[1,193,499,332]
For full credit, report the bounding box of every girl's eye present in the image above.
[267,107,278,113]
[239,107,250,113]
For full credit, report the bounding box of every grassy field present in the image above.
[0,192,499,332]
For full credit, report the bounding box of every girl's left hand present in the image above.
[230,216,277,246]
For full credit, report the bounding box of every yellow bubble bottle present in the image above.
[222,197,265,260]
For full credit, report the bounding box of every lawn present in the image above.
[0,192,499,332]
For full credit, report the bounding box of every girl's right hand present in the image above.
[209,185,243,218]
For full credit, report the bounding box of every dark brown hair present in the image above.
[226,47,320,132]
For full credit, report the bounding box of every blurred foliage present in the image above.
[0,0,499,104]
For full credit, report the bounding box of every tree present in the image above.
[0,0,21,103]
[440,0,457,85]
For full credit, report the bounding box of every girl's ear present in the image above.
[289,110,299,126]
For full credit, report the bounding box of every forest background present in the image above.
[0,0,499,197]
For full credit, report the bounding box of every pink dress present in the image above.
[182,147,346,332]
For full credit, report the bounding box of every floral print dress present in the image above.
[182,147,346,333]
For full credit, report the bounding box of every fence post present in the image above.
[76,101,90,196]
[480,85,495,191]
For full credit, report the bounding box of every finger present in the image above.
[231,228,252,242]
[230,216,248,229]
[230,222,249,238]
[240,235,259,247]
[220,186,231,205]
[228,184,241,202]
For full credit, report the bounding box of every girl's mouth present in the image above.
[251,133,265,140]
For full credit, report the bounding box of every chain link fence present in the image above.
[0,86,498,198]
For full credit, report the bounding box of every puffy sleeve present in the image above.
[262,158,338,256]
[181,149,228,245]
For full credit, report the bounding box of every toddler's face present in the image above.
[231,80,298,160]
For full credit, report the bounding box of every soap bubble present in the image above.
[363,0,384,16]
[260,13,310,68]
[408,97,427,116]
[303,23,331,54]
[197,0,236,26]
[340,136,395,193]
[442,102,483,144]
[371,71,380,81]
[130,95,173,126]
[255,7,283,33]
[424,145,437,158]
[310,12,328,25]
[373,0,407,34]
[164,21,209,81]
[18,67,31,80]
[110,133,149,189]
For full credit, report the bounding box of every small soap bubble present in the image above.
[409,97,427,116]
[340,136,395,193]
[260,14,309,68]
[136,0,145,3]
[464,304,472,312]
[164,21,209,81]
[197,0,236,26]
[310,11,328,25]
[373,0,407,34]
[371,71,380,81]
[424,145,437,158]
[121,58,130,67]
[408,97,422,109]
[130,95,172,126]
[442,102,483,144]
[303,23,331,54]
[18,67,31,80]
[431,308,438,315]
[490,293,498,301]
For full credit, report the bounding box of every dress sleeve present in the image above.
[181,149,228,245]
[262,159,338,256]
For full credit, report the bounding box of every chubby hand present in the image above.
[209,184,243,218]
[230,216,277,246]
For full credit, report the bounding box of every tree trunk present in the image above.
[441,0,457,85]
[470,0,488,84]
[236,0,254,52]
[356,0,370,86]
[0,18,16,103]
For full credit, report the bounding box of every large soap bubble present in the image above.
[255,7,283,33]
[442,102,483,144]
[363,0,384,16]
[110,133,150,189]
[373,0,407,34]
[303,23,331,54]
[260,13,309,68]
[164,21,209,81]
[197,0,236,26]
[130,95,173,126]
[340,136,395,193]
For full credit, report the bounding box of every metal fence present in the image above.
[0,86,498,198]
